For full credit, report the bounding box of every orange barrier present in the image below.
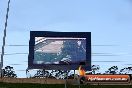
[85,75,130,82]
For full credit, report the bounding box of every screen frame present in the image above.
[28,31,91,70]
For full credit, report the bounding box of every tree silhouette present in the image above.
[31,65,132,79]
[33,69,49,78]
[119,67,132,74]
[91,65,100,74]
[3,66,17,78]
[33,70,70,79]
[105,66,118,74]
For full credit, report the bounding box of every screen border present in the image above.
[28,31,91,70]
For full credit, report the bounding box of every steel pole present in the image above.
[0,0,10,77]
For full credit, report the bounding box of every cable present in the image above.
[4,53,28,55]
[0,52,124,56]
[0,44,119,46]
[0,44,29,46]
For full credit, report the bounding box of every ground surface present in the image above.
[0,82,132,88]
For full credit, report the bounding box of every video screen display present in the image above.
[28,31,91,70]
[34,37,86,65]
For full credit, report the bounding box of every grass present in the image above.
[0,82,132,88]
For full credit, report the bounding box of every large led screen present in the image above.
[34,37,86,65]
[28,31,91,70]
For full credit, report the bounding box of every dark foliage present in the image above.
[91,65,100,74]
[105,66,118,74]
[2,66,17,78]
[120,67,132,74]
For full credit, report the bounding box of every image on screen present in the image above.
[33,37,86,65]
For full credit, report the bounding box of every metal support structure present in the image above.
[0,0,11,77]
[0,62,1,77]
[74,70,75,79]
[64,70,67,88]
